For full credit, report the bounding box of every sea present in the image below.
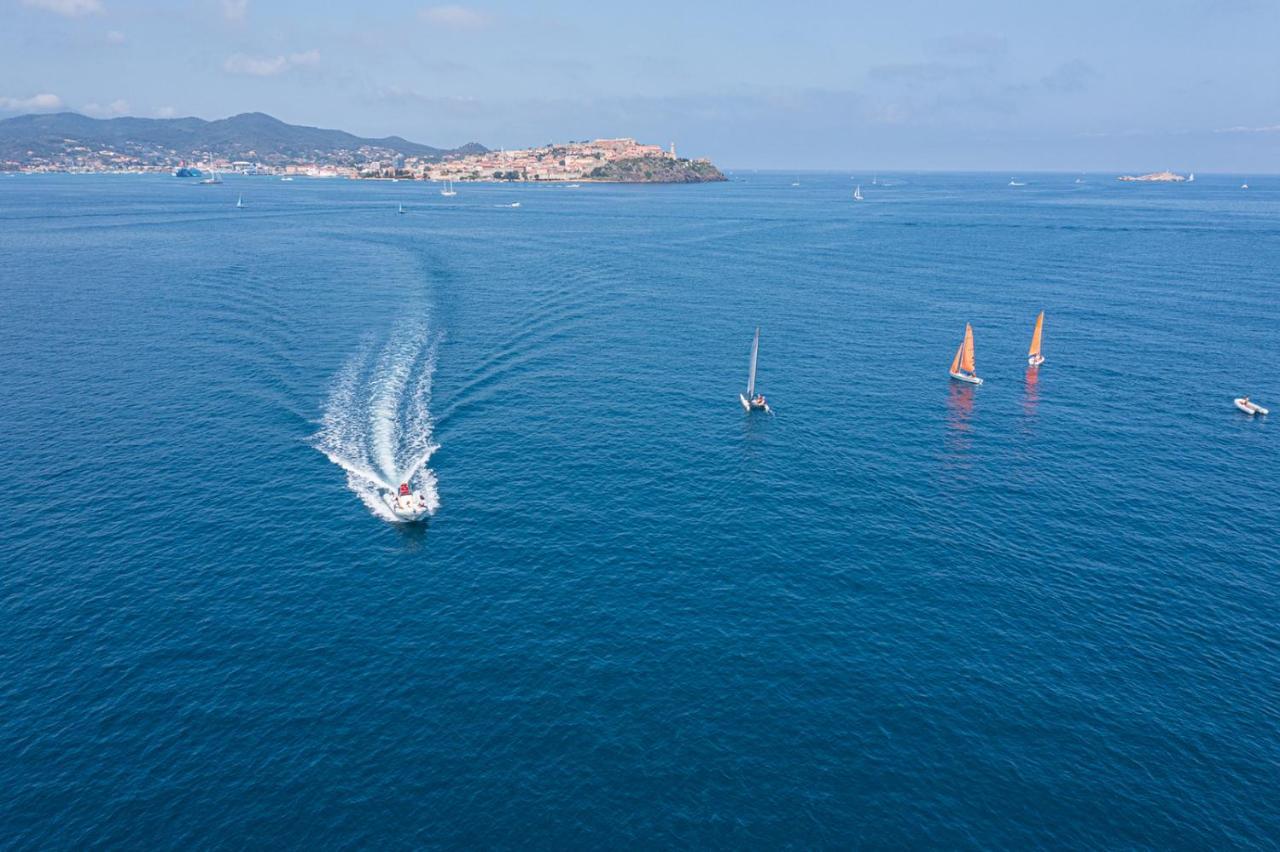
[1,172,1277,848]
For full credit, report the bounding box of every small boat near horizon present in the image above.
[397,203,405,214]
[199,171,222,185]
[280,176,293,181]
[1234,397,1269,416]
[1028,310,1045,367]
[440,179,457,197]
[235,194,244,209]
[1241,182,1249,189]
[739,326,770,413]
[853,184,864,201]
[1009,179,1026,187]
[1187,172,1195,182]
[949,323,983,385]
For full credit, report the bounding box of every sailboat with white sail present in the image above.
[853,185,864,201]
[739,327,770,412]
[398,203,405,214]
[949,323,983,384]
[235,194,244,209]
[440,179,457,197]
[1027,310,1045,366]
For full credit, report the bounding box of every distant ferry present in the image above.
[173,166,203,178]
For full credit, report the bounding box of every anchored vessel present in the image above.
[739,326,770,412]
[949,323,983,385]
[1234,397,1269,416]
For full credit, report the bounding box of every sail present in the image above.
[747,327,760,397]
[960,324,976,374]
[1028,311,1044,357]
[950,341,963,374]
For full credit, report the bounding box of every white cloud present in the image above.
[420,5,492,28]
[220,0,247,22]
[1214,124,1280,134]
[105,29,126,43]
[223,50,319,76]
[21,0,103,16]
[82,99,130,117]
[0,93,64,112]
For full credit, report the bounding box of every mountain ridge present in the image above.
[0,111,486,165]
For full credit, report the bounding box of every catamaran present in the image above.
[1027,310,1045,366]
[853,185,864,201]
[949,323,983,385]
[382,482,430,522]
[739,327,770,412]
[440,179,457,197]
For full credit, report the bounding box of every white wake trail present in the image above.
[314,320,441,522]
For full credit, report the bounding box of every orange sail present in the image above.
[1028,311,1044,358]
[950,341,964,373]
[960,323,976,373]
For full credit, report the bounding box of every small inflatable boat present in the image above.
[1234,398,1269,416]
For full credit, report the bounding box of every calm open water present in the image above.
[2,172,1278,848]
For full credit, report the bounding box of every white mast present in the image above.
[747,327,760,398]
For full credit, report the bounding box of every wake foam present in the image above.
[314,320,441,521]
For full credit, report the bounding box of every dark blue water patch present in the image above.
[1,172,1277,848]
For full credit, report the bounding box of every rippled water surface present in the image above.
[2,173,1278,847]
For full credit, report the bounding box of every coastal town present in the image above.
[1,112,724,183]
[393,138,724,183]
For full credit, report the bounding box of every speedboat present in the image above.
[1234,397,1269,416]
[383,483,430,522]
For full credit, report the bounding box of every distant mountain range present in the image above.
[0,111,486,166]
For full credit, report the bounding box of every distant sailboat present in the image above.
[440,179,457,197]
[739,327,770,412]
[1009,178,1026,187]
[1187,172,1195,182]
[1027,310,1045,367]
[1241,182,1249,190]
[949,323,983,385]
[872,173,879,186]
[397,203,405,214]
[853,184,864,201]
[235,194,244,209]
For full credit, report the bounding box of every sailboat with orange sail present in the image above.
[949,323,983,385]
[1027,310,1045,366]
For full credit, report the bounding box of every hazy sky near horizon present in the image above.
[3,0,1279,170]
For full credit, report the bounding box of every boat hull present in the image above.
[950,371,983,385]
[1234,399,1269,415]
[382,492,430,522]
[1028,355,1044,367]
[740,393,769,413]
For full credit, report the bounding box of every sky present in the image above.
[3,0,1279,171]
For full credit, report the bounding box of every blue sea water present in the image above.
[1,172,1278,848]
